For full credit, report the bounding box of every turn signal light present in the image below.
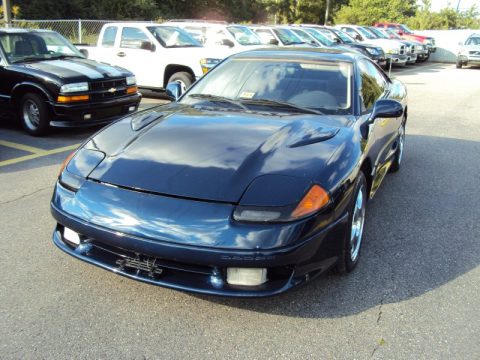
[126,86,138,94]
[57,95,90,103]
[58,151,76,176]
[291,185,330,219]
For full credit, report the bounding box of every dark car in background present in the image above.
[51,48,407,297]
[0,28,141,136]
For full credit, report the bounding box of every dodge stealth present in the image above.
[51,48,407,297]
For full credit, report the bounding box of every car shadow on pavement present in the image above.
[194,134,480,318]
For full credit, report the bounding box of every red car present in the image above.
[375,22,436,57]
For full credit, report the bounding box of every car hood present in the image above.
[11,58,130,83]
[366,38,403,50]
[87,105,350,203]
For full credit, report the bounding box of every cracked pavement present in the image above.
[0,64,479,359]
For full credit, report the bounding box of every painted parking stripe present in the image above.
[0,144,79,167]
[0,140,47,154]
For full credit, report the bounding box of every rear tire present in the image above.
[334,171,367,275]
[168,72,194,93]
[18,93,50,136]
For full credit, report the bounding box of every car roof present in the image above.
[231,47,358,62]
[0,28,55,34]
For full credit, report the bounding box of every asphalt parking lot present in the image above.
[1,63,479,359]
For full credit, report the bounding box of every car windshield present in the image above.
[181,57,353,115]
[332,29,355,44]
[292,29,316,44]
[357,27,376,40]
[147,26,202,48]
[273,28,304,45]
[400,25,414,34]
[385,29,401,39]
[303,28,335,46]
[227,26,262,45]
[0,31,83,63]
[368,27,388,39]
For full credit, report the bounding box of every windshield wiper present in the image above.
[241,98,324,115]
[189,94,248,110]
[12,56,46,63]
[48,54,84,60]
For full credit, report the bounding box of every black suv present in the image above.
[0,29,141,136]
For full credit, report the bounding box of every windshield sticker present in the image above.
[240,91,255,99]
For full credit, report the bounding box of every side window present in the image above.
[342,27,358,38]
[120,27,150,49]
[185,26,206,44]
[358,60,387,113]
[101,26,117,47]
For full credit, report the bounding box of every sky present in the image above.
[428,0,479,12]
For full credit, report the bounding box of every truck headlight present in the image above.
[60,82,89,93]
[126,76,136,86]
[200,58,221,74]
[416,45,423,51]
[387,49,399,55]
[366,47,378,55]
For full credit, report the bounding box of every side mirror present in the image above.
[397,31,403,36]
[165,82,182,101]
[354,34,363,41]
[269,38,279,45]
[458,41,463,46]
[79,49,89,58]
[141,41,156,52]
[221,39,235,48]
[369,99,403,122]
[333,38,341,44]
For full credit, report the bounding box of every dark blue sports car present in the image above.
[51,48,407,297]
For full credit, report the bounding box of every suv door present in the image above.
[114,26,163,88]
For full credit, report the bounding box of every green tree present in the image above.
[334,0,416,25]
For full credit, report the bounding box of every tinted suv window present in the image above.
[120,27,150,49]
[358,59,387,112]
[102,26,117,47]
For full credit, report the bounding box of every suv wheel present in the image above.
[19,93,50,136]
[168,72,194,93]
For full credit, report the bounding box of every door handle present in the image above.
[117,52,126,57]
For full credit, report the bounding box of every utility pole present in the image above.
[2,0,12,27]
[324,0,331,25]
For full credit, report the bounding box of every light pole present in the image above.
[2,0,12,27]
[324,0,331,25]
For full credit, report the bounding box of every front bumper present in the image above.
[50,180,350,297]
[51,93,141,127]
[407,53,418,63]
[387,54,408,65]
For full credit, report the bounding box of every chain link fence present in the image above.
[9,19,123,45]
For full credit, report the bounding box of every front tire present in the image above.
[168,72,194,93]
[334,171,367,275]
[456,59,463,68]
[390,122,405,173]
[19,93,50,136]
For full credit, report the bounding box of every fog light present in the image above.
[84,114,91,120]
[128,106,136,112]
[63,227,80,245]
[226,268,267,286]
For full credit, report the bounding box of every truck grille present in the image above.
[90,78,128,101]
[399,45,405,55]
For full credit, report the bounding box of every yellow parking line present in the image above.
[0,143,79,167]
[0,140,46,154]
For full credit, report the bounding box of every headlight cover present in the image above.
[60,82,89,93]
[126,76,136,86]
[59,148,105,191]
[366,47,378,55]
[387,49,399,54]
[233,184,330,223]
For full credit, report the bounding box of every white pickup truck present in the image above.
[77,22,228,90]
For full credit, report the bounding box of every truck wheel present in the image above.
[456,59,463,69]
[19,93,50,136]
[168,72,194,93]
